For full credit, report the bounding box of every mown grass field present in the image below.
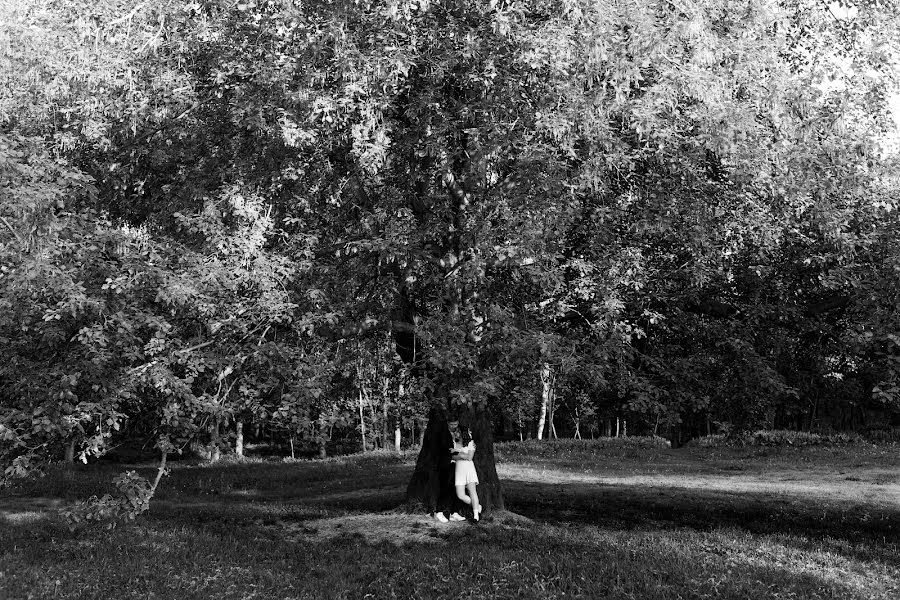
[1,439,898,599]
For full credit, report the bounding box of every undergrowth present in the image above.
[495,436,671,462]
[691,429,874,448]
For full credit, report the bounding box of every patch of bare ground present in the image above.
[0,497,65,524]
[276,509,532,546]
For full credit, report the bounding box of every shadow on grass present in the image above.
[3,451,900,599]
[2,509,895,600]
[503,478,900,567]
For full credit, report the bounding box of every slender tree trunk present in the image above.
[289,435,295,459]
[64,438,75,464]
[235,421,244,457]
[809,393,819,432]
[151,451,168,494]
[615,417,620,438]
[383,375,390,449]
[548,384,557,439]
[395,381,404,453]
[210,419,221,463]
[358,387,367,452]
[517,406,524,441]
[537,362,551,440]
[369,398,379,449]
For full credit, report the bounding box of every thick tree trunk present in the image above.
[405,402,504,519]
[405,405,453,514]
[462,404,504,516]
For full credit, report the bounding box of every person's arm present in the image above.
[455,441,476,460]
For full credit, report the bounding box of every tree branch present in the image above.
[1,216,23,245]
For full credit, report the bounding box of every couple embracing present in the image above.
[435,421,481,523]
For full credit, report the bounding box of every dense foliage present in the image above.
[1,0,899,481]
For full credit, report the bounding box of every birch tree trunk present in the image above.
[548,384,558,440]
[537,362,552,440]
[358,386,367,453]
[235,421,244,457]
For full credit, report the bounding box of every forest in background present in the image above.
[1,0,899,482]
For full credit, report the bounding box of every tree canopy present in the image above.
[2,0,899,489]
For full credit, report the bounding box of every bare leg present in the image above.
[467,483,481,519]
[455,484,472,505]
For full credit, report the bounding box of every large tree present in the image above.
[3,0,899,514]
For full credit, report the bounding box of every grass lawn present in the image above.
[1,440,898,599]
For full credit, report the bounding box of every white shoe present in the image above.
[473,507,480,521]
[435,512,449,523]
[449,513,465,521]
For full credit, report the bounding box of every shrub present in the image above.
[691,430,867,448]
[61,470,155,531]
[859,426,900,444]
[495,437,671,462]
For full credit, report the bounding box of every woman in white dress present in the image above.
[450,426,481,521]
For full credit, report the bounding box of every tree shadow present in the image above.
[502,478,900,567]
[11,507,891,600]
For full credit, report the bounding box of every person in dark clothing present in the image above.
[434,421,467,522]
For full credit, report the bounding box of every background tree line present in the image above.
[1,0,899,480]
